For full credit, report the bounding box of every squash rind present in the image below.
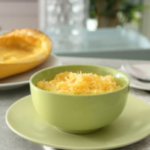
[0,29,52,79]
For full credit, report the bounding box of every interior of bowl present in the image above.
[31,65,129,90]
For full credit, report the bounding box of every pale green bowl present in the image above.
[30,65,129,134]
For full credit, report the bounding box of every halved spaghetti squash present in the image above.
[0,29,52,79]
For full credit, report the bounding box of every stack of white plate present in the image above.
[120,64,150,91]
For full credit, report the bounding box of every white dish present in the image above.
[0,54,62,90]
[120,65,150,91]
[122,64,150,82]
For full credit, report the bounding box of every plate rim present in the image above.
[5,94,150,150]
[0,54,62,88]
[130,83,150,91]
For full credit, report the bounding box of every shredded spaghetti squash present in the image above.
[37,71,121,95]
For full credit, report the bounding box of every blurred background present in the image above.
[1,0,150,60]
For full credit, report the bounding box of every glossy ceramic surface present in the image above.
[6,95,150,150]
[0,54,62,90]
[120,66,150,91]
[30,65,129,133]
[122,64,150,81]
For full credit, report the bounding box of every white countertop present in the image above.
[1,56,150,150]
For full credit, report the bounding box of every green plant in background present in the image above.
[89,0,149,27]
[89,0,97,19]
[118,0,150,25]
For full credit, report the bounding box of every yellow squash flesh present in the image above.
[0,29,52,79]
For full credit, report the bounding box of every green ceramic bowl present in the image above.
[30,65,129,134]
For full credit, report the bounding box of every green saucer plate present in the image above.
[6,95,150,150]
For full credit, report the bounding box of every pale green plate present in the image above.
[6,95,150,150]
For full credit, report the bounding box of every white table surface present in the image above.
[1,56,150,150]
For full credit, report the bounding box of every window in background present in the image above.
[39,0,89,49]
[38,0,150,60]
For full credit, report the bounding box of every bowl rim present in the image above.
[30,64,130,97]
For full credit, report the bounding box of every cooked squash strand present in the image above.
[37,71,121,95]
